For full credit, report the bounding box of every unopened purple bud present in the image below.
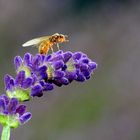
[31,74,38,85]
[4,75,15,91]
[54,70,65,78]
[60,77,69,85]
[80,64,88,71]
[32,55,42,68]
[1,94,9,105]
[19,112,32,124]
[82,70,90,77]
[9,78,15,87]
[43,83,54,91]
[8,98,18,114]
[53,80,62,87]
[24,53,32,66]
[63,51,72,63]
[62,64,67,71]
[31,84,43,97]
[22,77,33,89]
[50,54,63,61]
[15,71,25,85]
[88,62,97,70]
[16,105,26,116]
[38,65,48,79]
[0,98,6,111]
[85,75,90,80]
[45,54,52,61]
[81,58,89,64]
[65,71,77,81]
[73,52,82,60]
[76,74,86,82]
[53,60,64,70]
[4,75,11,89]
[56,50,63,54]
[38,65,47,72]
[14,56,23,70]
[82,54,87,58]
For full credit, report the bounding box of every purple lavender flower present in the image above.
[0,94,31,128]
[5,50,97,101]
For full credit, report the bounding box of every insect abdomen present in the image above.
[39,40,51,54]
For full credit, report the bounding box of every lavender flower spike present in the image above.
[5,50,97,101]
[0,94,32,128]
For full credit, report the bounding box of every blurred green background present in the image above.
[0,0,140,140]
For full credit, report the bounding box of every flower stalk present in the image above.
[1,125,10,140]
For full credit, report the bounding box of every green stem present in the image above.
[1,125,10,140]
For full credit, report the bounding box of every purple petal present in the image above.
[53,60,64,70]
[73,52,82,60]
[38,65,47,72]
[80,64,88,71]
[4,74,11,90]
[76,73,85,82]
[43,83,54,91]
[38,65,48,79]
[23,53,32,66]
[55,50,63,54]
[63,51,72,63]
[32,55,42,69]
[31,84,43,97]
[85,75,90,80]
[0,98,6,111]
[22,77,33,89]
[10,78,15,86]
[15,71,25,85]
[62,64,67,71]
[19,112,32,124]
[16,105,26,116]
[45,54,52,61]
[82,69,90,77]
[65,71,77,81]
[6,78,15,91]
[81,58,89,64]
[60,77,69,85]
[88,62,97,70]
[8,98,18,114]
[75,63,80,69]
[82,53,87,58]
[4,75,15,90]
[41,55,45,62]
[14,56,23,70]
[53,79,62,87]
[39,80,45,86]
[50,54,63,61]
[54,70,65,78]
[31,74,38,85]
[1,94,9,105]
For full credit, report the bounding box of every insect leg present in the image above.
[50,47,54,53]
[57,43,60,50]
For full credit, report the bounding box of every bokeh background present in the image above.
[0,0,140,140]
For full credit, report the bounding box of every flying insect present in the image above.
[22,33,68,54]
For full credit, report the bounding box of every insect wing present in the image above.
[22,36,50,47]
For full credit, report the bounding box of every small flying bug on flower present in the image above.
[22,33,69,55]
